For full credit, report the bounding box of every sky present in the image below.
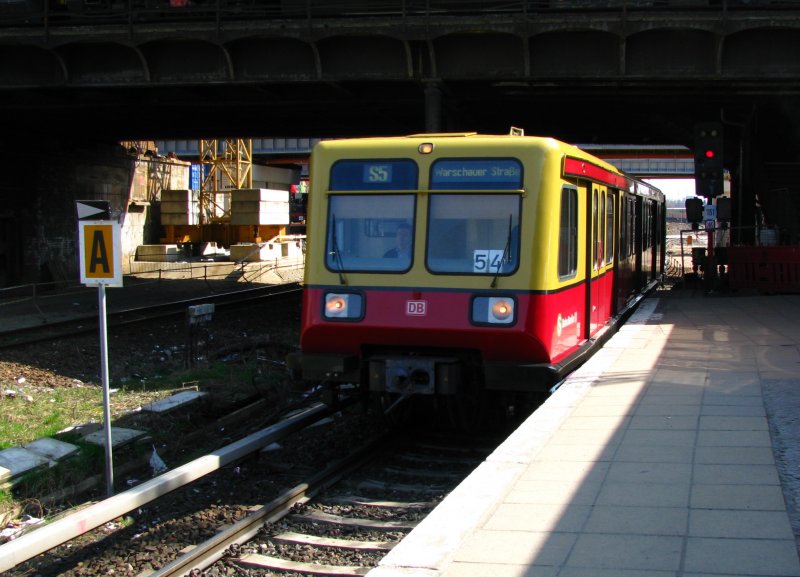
[644,178,695,201]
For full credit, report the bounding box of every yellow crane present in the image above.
[198,138,253,225]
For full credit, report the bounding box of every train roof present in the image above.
[313,131,664,199]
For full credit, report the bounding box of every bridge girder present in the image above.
[0,3,799,160]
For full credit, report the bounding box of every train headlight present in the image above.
[324,292,364,320]
[491,299,513,321]
[471,296,516,325]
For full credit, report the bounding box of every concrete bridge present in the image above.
[2,0,800,286]
[2,0,800,151]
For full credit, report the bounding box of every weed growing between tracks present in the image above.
[0,365,252,450]
[1,356,299,526]
[0,296,304,527]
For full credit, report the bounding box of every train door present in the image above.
[641,197,662,284]
[651,198,659,281]
[653,198,666,282]
[640,197,651,282]
[660,199,667,278]
[588,187,598,333]
[607,189,618,315]
[615,193,636,311]
[590,186,609,333]
[634,194,644,290]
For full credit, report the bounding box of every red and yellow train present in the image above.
[287,130,665,419]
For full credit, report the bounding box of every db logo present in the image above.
[406,300,427,316]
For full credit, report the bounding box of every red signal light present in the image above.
[705,149,715,159]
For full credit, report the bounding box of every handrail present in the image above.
[0,281,90,321]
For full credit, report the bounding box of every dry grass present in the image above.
[0,362,198,450]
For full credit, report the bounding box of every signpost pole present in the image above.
[98,282,114,497]
[76,200,120,498]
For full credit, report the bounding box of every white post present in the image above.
[98,283,114,497]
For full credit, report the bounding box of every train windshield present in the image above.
[427,194,521,275]
[326,194,416,273]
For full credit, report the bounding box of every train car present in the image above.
[287,130,665,422]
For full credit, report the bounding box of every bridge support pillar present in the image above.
[424,82,442,133]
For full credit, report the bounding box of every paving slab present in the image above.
[684,537,800,575]
[83,427,146,448]
[0,447,50,482]
[24,437,80,462]
[141,390,207,413]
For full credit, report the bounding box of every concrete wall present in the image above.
[0,141,188,286]
[122,155,190,272]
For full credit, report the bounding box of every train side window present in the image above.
[559,186,578,280]
[605,191,614,264]
[642,200,649,250]
[592,188,599,270]
[625,197,635,258]
[600,191,606,267]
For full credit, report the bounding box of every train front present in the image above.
[287,133,563,410]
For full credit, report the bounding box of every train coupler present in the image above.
[368,356,460,395]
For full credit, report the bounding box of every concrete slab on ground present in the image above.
[0,447,50,482]
[24,437,80,462]
[83,427,146,448]
[142,390,207,413]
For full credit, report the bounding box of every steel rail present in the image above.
[149,430,390,577]
[0,282,301,349]
[0,402,331,573]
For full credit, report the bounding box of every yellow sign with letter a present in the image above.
[79,221,123,287]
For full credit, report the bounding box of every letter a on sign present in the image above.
[79,221,123,286]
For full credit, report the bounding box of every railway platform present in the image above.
[370,290,800,577]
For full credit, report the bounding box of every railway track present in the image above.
[149,429,395,577]
[0,400,346,575]
[2,399,500,577]
[0,281,302,349]
[160,432,495,577]
[0,272,524,576]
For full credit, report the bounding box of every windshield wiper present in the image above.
[491,214,513,288]
[329,214,347,285]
